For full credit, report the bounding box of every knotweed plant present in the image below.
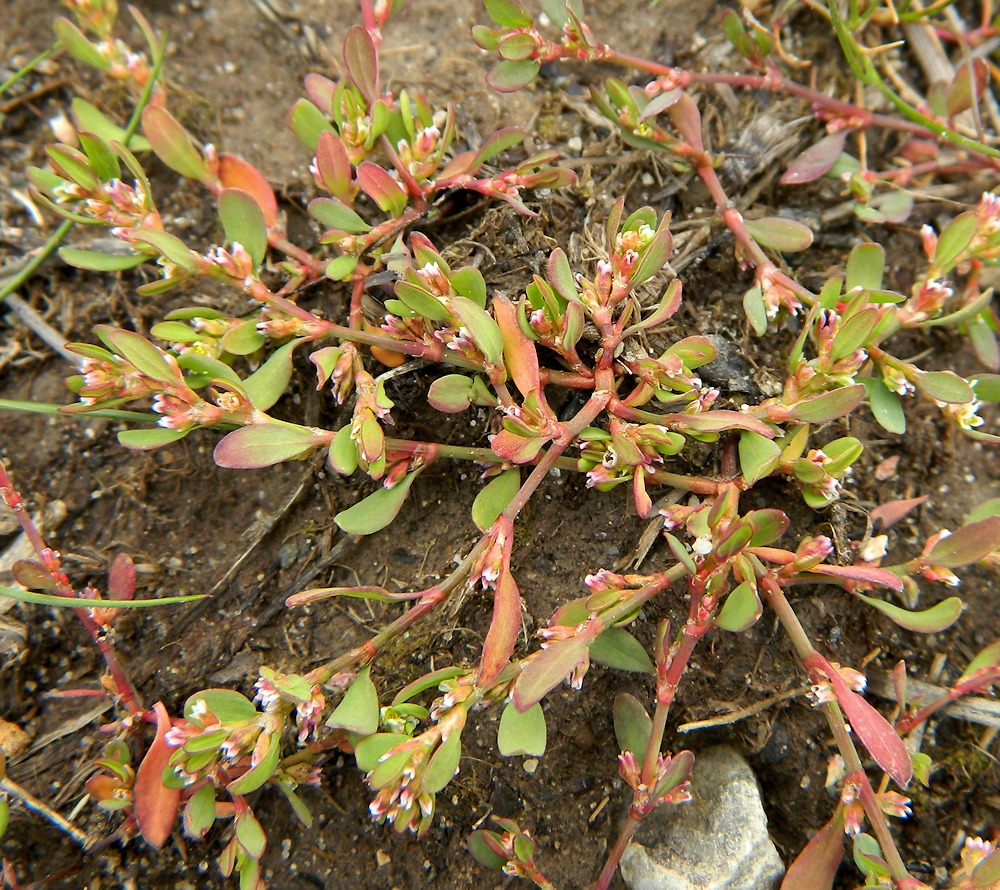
[3,0,1000,888]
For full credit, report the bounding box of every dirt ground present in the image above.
[1,0,998,888]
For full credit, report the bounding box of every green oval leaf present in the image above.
[218,188,268,268]
[184,689,259,723]
[716,580,762,632]
[739,430,781,484]
[590,627,654,673]
[613,692,651,757]
[242,340,298,411]
[472,469,521,532]
[118,428,189,450]
[498,701,546,757]
[228,732,281,795]
[214,421,325,469]
[744,216,814,252]
[326,665,380,734]
[334,472,419,535]
[487,60,540,93]
[308,197,371,234]
[424,731,462,793]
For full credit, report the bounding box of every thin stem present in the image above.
[761,577,913,885]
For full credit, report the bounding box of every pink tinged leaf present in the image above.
[134,702,181,849]
[664,410,773,436]
[912,370,974,404]
[494,292,540,397]
[357,162,407,216]
[779,811,845,890]
[786,384,866,423]
[812,657,912,786]
[781,131,849,185]
[53,17,111,70]
[343,26,379,103]
[927,516,1000,567]
[744,216,814,253]
[314,132,354,203]
[141,106,211,184]
[213,423,327,469]
[946,59,988,116]
[428,374,474,413]
[216,154,278,227]
[478,562,522,688]
[107,554,136,602]
[490,428,546,464]
[96,326,179,384]
[303,73,336,112]
[871,495,928,529]
[809,563,904,592]
[668,94,704,152]
[511,637,590,712]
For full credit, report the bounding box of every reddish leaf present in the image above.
[512,636,590,712]
[871,496,928,529]
[216,154,278,227]
[490,428,547,464]
[343,26,379,103]
[141,106,211,183]
[134,702,182,848]
[810,655,912,786]
[478,555,522,687]
[786,385,866,423]
[314,131,354,203]
[809,563,904,592]
[780,811,845,889]
[494,292,540,397]
[357,161,407,216]
[214,423,326,469]
[107,553,136,602]
[927,516,1000,567]
[781,131,849,185]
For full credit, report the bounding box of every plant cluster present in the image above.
[2,0,1000,888]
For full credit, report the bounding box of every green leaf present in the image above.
[214,421,325,469]
[744,216,813,252]
[913,370,974,404]
[498,702,546,757]
[613,693,651,757]
[220,321,266,356]
[424,731,462,793]
[959,640,1000,682]
[845,243,885,291]
[97,327,178,383]
[73,99,151,153]
[328,425,359,475]
[141,106,210,183]
[853,593,963,633]
[469,831,509,871]
[472,469,520,532]
[326,255,359,281]
[934,211,977,270]
[185,689,259,724]
[218,189,268,268]
[241,340,298,410]
[125,228,200,271]
[355,734,404,772]
[234,810,266,858]
[786,385,865,423]
[451,296,503,365]
[183,783,218,839]
[118,428,189,450]
[739,431,781,484]
[59,248,146,272]
[395,281,450,322]
[428,374,474,413]
[743,285,768,336]
[590,627,654,673]
[487,60,540,93]
[334,472,419,535]
[716,581,762,632]
[831,307,878,361]
[449,267,488,307]
[53,17,110,70]
[326,666,380,734]
[227,733,281,795]
[308,197,371,234]
[485,0,533,27]
[866,377,906,434]
[0,585,202,609]
[288,99,335,152]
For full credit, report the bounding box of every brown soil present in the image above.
[1,1,998,889]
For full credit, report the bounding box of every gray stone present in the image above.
[620,746,785,890]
